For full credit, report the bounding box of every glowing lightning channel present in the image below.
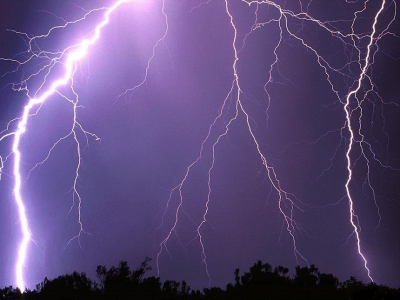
[155,0,310,284]
[8,0,135,290]
[154,0,395,285]
[240,0,393,283]
[2,0,397,291]
[343,0,387,283]
[224,0,309,266]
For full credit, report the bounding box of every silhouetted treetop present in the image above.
[1,258,400,299]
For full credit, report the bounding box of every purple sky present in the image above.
[1,0,400,291]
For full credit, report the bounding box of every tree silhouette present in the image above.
[95,257,161,299]
[225,260,293,299]
[35,271,96,300]
[2,258,400,299]
[0,286,21,300]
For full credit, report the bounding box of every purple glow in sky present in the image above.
[0,0,400,291]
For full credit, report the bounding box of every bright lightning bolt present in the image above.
[343,0,387,282]
[154,0,396,285]
[2,0,137,290]
[0,0,398,291]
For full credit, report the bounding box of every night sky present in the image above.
[1,0,400,291]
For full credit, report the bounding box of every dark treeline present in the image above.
[1,258,399,300]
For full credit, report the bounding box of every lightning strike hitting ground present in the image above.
[1,0,136,289]
[0,0,399,291]
[342,0,387,282]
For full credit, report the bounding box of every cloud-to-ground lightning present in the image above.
[154,0,397,286]
[343,0,388,282]
[0,0,399,291]
[1,0,138,289]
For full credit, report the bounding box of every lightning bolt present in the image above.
[1,0,139,290]
[154,0,397,285]
[343,0,388,282]
[0,0,398,291]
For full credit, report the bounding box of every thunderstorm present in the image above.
[0,0,399,291]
